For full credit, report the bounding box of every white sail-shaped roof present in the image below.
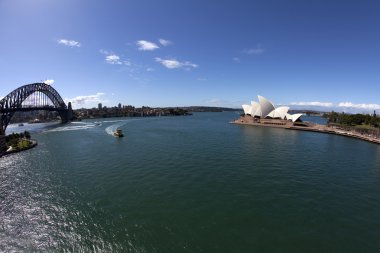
[242,104,252,115]
[241,95,302,122]
[286,113,303,122]
[258,95,275,118]
[267,106,289,119]
[250,101,260,116]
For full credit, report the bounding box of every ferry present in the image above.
[113,128,124,137]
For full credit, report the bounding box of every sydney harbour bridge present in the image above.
[0,83,73,155]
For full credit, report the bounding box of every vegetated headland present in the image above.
[233,111,380,145]
[2,131,37,156]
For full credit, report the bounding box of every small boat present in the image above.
[18,123,24,126]
[113,128,124,137]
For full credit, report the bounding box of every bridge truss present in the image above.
[0,83,70,134]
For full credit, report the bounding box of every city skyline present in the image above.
[1,0,379,112]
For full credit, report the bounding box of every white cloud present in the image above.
[146,67,155,72]
[99,49,110,55]
[197,77,207,81]
[44,79,55,85]
[100,50,131,66]
[155,57,198,70]
[58,39,81,47]
[206,98,224,106]
[233,57,240,63]
[338,102,380,110]
[245,46,264,55]
[290,101,334,107]
[137,40,159,51]
[205,98,242,108]
[159,38,172,46]
[124,60,132,66]
[289,101,380,113]
[105,54,122,65]
[65,92,105,106]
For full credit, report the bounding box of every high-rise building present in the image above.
[98,103,102,110]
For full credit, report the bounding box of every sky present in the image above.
[0,0,379,112]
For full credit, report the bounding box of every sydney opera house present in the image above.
[240,95,303,123]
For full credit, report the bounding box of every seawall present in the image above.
[231,116,380,145]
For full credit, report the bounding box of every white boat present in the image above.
[113,128,124,137]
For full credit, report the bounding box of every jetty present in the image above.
[232,115,380,145]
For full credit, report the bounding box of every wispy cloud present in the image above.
[99,49,110,55]
[338,102,380,110]
[159,38,172,46]
[105,54,123,65]
[290,101,334,107]
[44,79,55,85]
[155,57,198,70]
[137,40,159,51]
[124,60,132,66]
[206,98,225,106]
[232,57,240,63]
[65,92,106,108]
[57,39,81,47]
[289,101,380,113]
[205,98,243,108]
[244,45,264,55]
[100,50,131,65]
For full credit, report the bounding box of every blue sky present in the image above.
[0,0,379,112]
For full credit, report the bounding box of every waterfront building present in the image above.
[242,95,302,122]
[98,103,102,110]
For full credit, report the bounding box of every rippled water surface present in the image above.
[1,112,380,252]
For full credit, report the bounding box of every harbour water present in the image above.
[1,112,380,252]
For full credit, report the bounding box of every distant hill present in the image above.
[180,106,241,112]
[288,109,327,116]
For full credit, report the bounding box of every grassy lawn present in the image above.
[17,139,31,149]
[354,124,379,130]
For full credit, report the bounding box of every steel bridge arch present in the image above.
[0,83,69,133]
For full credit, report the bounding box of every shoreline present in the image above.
[2,139,38,157]
[231,116,380,145]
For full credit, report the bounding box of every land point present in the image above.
[234,95,380,145]
[232,115,380,145]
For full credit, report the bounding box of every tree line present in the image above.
[324,111,379,127]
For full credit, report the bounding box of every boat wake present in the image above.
[105,122,127,136]
[46,119,140,134]
[47,122,97,132]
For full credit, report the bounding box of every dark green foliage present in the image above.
[5,131,32,147]
[24,131,31,139]
[326,111,380,127]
